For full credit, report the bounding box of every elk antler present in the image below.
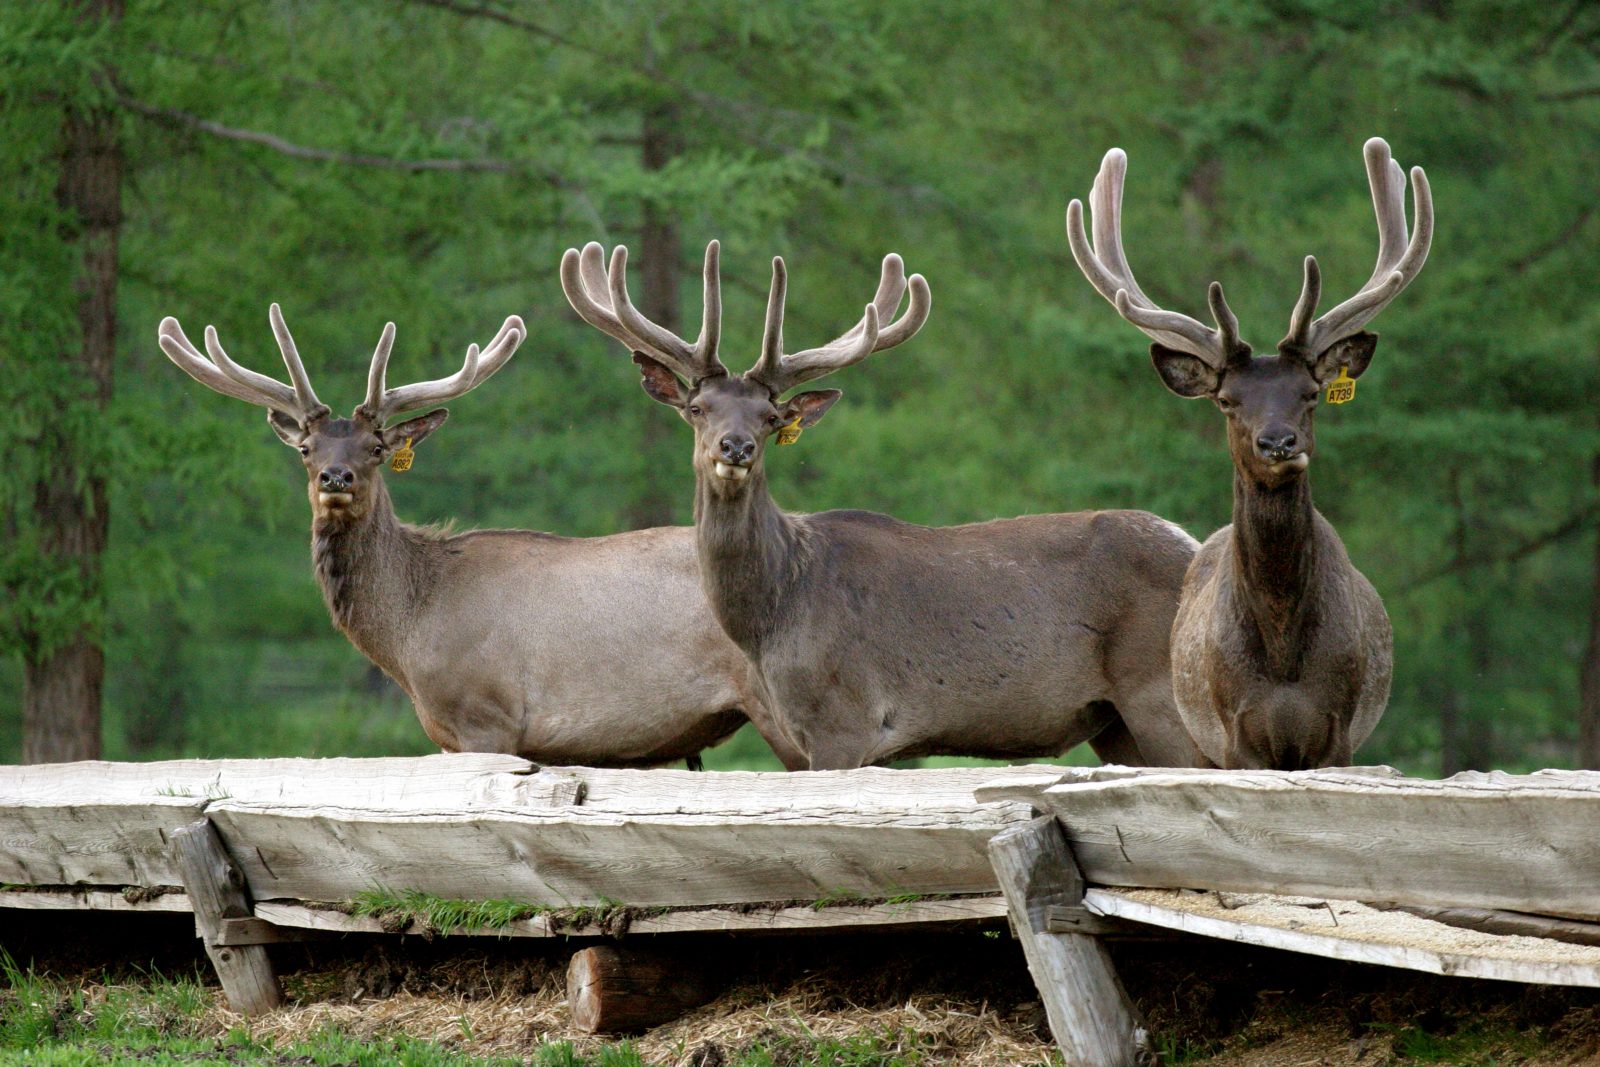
[746,252,932,396]
[159,303,331,422]
[1280,137,1433,354]
[560,240,727,382]
[359,314,526,423]
[1067,148,1248,370]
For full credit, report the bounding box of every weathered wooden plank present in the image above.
[171,820,283,1015]
[976,768,1600,920]
[1087,888,1600,988]
[0,754,547,808]
[253,896,1009,938]
[989,816,1147,1067]
[0,797,207,886]
[206,768,1043,907]
[0,888,190,913]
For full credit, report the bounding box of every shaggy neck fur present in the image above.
[693,463,807,653]
[311,476,436,676]
[1230,467,1319,678]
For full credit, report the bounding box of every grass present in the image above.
[1372,1019,1545,1064]
[0,951,955,1067]
[350,888,547,934]
[345,889,665,937]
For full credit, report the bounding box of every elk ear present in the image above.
[1150,344,1221,398]
[633,352,687,409]
[1310,331,1378,384]
[267,409,306,447]
[780,389,842,428]
[381,408,449,450]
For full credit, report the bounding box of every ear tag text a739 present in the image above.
[776,416,804,446]
[1325,366,1356,405]
[390,437,416,472]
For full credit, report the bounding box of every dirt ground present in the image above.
[4,909,1600,1065]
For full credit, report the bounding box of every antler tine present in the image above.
[466,315,525,387]
[1280,256,1323,350]
[268,303,325,415]
[203,319,313,417]
[1299,138,1434,353]
[361,321,397,416]
[748,252,928,395]
[373,316,526,421]
[158,317,293,409]
[1066,149,1243,369]
[606,243,728,382]
[560,242,638,352]
[755,255,788,377]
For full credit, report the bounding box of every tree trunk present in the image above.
[624,100,682,531]
[1580,446,1600,769]
[22,2,123,764]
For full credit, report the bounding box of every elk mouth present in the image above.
[317,491,356,509]
[713,460,751,483]
[1265,452,1310,473]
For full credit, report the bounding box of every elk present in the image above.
[158,304,804,769]
[1066,137,1431,768]
[562,240,1213,770]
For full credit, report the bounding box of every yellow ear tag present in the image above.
[1325,366,1356,405]
[390,437,415,472]
[776,416,804,446]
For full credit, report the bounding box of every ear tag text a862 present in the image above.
[390,437,416,472]
[776,416,804,446]
[1325,366,1356,405]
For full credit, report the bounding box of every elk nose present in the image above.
[318,466,354,491]
[718,434,755,465]
[1256,430,1299,461]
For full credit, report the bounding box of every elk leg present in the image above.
[1086,711,1145,766]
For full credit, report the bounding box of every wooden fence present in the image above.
[3,756,1599,1067]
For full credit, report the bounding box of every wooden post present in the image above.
[988,815,1147,1067]
[170,819,283,1015]
[567,945,716,1033]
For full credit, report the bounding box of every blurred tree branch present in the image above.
[118,96,565,182]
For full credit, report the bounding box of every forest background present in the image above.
[3,0,1598,774]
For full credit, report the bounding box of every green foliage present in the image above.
[2,0,1598,773]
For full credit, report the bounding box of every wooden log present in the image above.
[170,820,283,1016]
[988,816,1147,1067]
[0,888,190,913]
[253,895,1009,939]
[567,945,716,1033]
[1087,888,1600,988]
[206,767,1044,907]
[975,767,1600,921]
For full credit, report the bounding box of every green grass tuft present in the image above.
[350,887,547,934]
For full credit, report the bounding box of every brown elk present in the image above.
[158,304,804,768]
[1066,137,1432,768]
[562,240,1213,770]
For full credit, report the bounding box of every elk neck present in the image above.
[1229,464,1320,676]
[693,463,808,652]
[310,475,437,675]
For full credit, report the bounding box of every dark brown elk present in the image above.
[158,304,803,769]
[562,240,1213,770]
[1066,137,1432,768]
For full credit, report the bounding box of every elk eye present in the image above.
[372,445,385,457]
[1216,397,1234,411]
[767,414,781,426]
[1302,391,1320,403]
[298,445,310,456]
[688,405,702,417]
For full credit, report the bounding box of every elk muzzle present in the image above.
[713,433,755,482]
[1255,429,1304,466]
[317,465,356,507]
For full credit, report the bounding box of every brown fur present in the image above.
[643,367,1213,771]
